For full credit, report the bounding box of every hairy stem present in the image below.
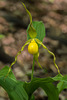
[31,56,35,80]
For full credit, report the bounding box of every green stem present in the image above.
[31,56,35,81]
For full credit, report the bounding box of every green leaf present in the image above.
[52,74,67,93]
[52,74,63,81]
[0,34,5,39]
[0,66,16,80]
[30,95,35,100]
[24,77,59,100]
[0,66,28,100]
[57,75,67,93]
[27,21,45,46]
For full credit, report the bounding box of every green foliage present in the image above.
[53,74,67,93]
[0,66,28,100]
[30,95,35,100]
[0,66,67,100]
[24,78,59,100]
[57,75,67,93]
[27,21,45,46]
[0,34,5,39]
[0,66,16,80]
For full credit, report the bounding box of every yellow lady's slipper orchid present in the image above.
[6,2,60,78]
[28,39,38,55]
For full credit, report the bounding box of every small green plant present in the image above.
[0,2,67,100]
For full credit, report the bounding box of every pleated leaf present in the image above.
[24,77,59,100]
[0,66,28,100]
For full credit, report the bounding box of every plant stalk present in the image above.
[31,56,35,81]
